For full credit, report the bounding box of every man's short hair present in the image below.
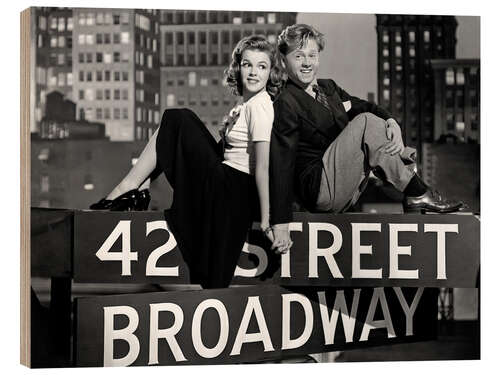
[277,24,325,56]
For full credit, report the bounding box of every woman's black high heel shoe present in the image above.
[137,189,151,211]
[89,198,113,210]
[108,189,141,211]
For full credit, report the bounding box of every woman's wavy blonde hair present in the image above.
[224,35,284,99]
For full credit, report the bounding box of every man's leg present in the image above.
[316,112,413,213]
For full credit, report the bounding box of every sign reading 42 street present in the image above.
[73,211,480,287]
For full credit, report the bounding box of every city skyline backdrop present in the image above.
[298,13,479,99]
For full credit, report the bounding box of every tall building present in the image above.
[430,59,480,143]
[159,10,297,139]
[31,7,74,133]
[376,15,458,152]
[72,8,161,141]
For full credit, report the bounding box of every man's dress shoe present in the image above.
[405,189,464,213]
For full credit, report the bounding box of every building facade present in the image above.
[72,8,161,141]
[376,15,458,151]
[430,59,480,143]
[31,7,74,133]
[159,10,297,139]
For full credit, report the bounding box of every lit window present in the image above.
[58,54,65,65]
[268,35,276,44]
[395,31,401,43]
[58,17,65,31]
[408,31,415,43]
[86,34,94,45]
[267,13,276,24]
[155,93,159,105]
[383,48,389,57]
[166,94,175,107]
[67,73,73,85]
[382,32,389,43]
[39,16,47,30]
[78,13,85,26]
[409,47,415,57]
[424,30,430,43]
[395,46,402,57]
[58,36,65,47]
[50,36,57,48]
[148,55,153,68]
[200,78,208,86]
[188,72,197,87]
[85,89,94,100]
[383,89,390,101]
[233,17,242,24]
[257,16,265,24]
[383,62,390,71]
[104,53,112,64]
[383,77,390,86]
[87,13,95,26]
[121,32,130,44]
[445,68,455,85]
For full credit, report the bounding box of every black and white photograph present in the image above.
[17,0,485,371]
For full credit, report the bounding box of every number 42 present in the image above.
[95,220,179,277]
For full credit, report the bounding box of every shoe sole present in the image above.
[404,204,463,214]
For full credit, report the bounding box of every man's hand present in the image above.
[385,118,405,156]
[271,223,293,254]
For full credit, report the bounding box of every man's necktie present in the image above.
[312,84,332,112]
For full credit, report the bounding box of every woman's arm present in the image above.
[254,141,271,234]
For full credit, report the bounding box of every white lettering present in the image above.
[352,223,382,279]
[145,221,178,276]
[230,296,274,355]
[389,223,419,279]
[192,299,229,358]
[103,306,140,367]
[234,242,268,278]
[96,220,137,276]
[318,289,360,344]
[282,293,314,350]
[424,224,458,279]
[308,223,343,278]
[393,287,424,336]
[360,288,396,341]
[149,303,186,364]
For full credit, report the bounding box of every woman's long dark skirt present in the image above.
[155,108,258,289]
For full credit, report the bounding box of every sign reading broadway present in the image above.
[74,211,479,287]
[74,285,437,366]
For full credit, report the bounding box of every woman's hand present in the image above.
[385,118,405,156]
[271,224,293,255]
[260,223,275,243]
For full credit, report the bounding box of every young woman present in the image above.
[90,35,284,288]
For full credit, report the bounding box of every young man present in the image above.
[269,24,462,252]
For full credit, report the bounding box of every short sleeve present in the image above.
[246,93,274,142]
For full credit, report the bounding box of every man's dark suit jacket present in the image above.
[269,78,392,224]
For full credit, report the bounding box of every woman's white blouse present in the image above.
[222,90,274,175]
